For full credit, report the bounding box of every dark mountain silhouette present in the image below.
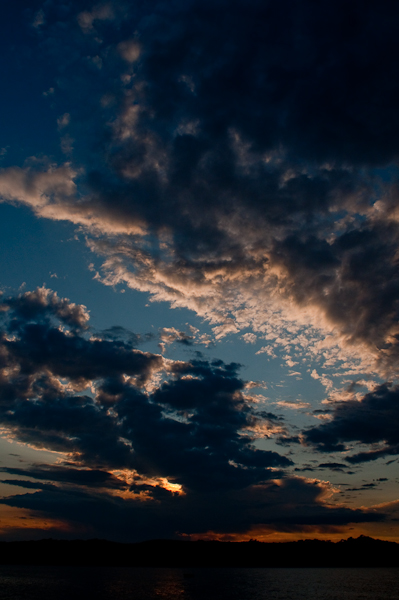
[0,536,398,567]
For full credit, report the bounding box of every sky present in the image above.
[0,0,399,543]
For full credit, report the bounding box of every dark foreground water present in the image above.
[0,566,398,600]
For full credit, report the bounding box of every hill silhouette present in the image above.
[0,536,398,567]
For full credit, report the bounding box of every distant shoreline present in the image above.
[0,536,398,567]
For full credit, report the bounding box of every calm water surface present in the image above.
[0,566,398,600]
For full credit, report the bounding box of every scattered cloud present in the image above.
[1,0,399,540]
[304,384,399,462]
[0,287,387,539]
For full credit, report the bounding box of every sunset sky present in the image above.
[0,0,399,543]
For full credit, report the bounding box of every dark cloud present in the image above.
[61,0,399,363]
[99,325,146,345]
[270,223,399,361]
[304,384,399,461]
[2,0,399,367]
[342,482,381,492]
[158,327,195,352]
[110,0,399,166]
[2,287,89,330]
[0,480,59,492]
[116,366,291,492]
[0,288,289,490]
[317,463,350,473]
[294,462,354,474]
[0,289,163,386]
[1,0,399,540]
[0,466,124,488]
[0,474,384,543]
[0,288,387,538]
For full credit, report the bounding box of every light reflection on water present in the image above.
[0,566,399,600]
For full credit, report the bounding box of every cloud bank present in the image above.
[1,0,399,374]
[0,288,385,539]
[0,0,398,540]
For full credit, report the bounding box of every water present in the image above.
[0,566,398,600]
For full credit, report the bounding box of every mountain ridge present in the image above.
[0,535,398,567]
